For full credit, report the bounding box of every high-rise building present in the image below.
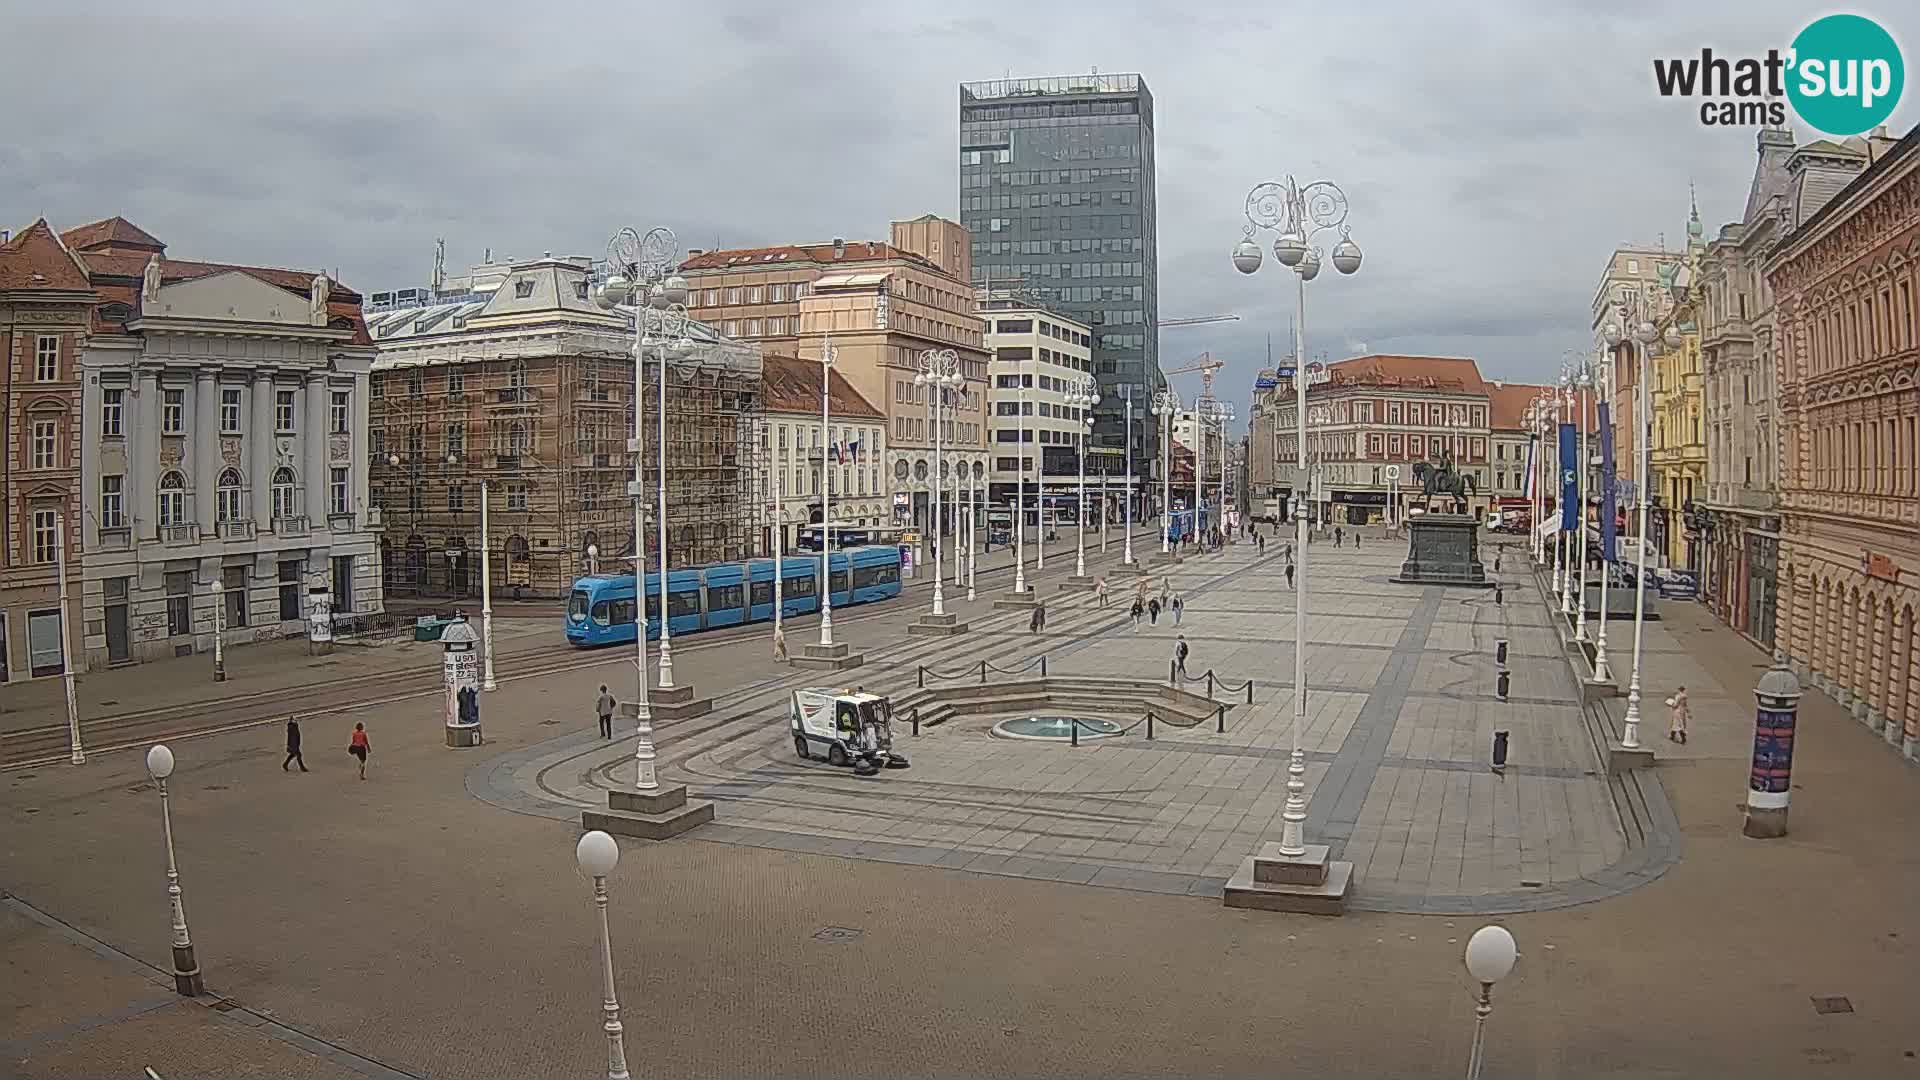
[959,73,1158,463]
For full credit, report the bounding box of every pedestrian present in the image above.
[1285,561,1296,589]
[1335,526,1344,547]
[773,623,789,663]
[1095,576,1109,607]
[1174,634,1191,679]
[1160,576,1172,603]
[1354,531,1362,550]
[1129,597,1144,632]
[1029,602,1047,634]
[1171,593,1184,625]
[1148,597,1162,624]
[1284,541,1294,562]
[348,722,370,780]
[596,684,616,739]
[1665,686,1690,744]
[283,716,308,772]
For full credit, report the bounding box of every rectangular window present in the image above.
[101,388,124,436]
[31,509,58,563]
[221,388,243,433]
[222,565,248,628]
[330,467,349,515]
[166,570,192,636]
[31,419,57,469]
[100,475,125,528]
[330,391,350,433]
[35,335,59,381]
[276,389,298,433]
[447,370,465,398]
[507,483,528,510]
[273,560,304,621]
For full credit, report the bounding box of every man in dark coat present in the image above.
[283,717,308,772]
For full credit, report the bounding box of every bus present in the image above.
[564,545,904,646]
[796,523,906,551]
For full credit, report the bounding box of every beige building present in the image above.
[683,219,989,541]
[0,221,90,683]
[979,298,1103,522]
[758,353,887,550]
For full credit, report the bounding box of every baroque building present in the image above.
[1649,203,1708,571]
[65,218,383,668]
[1768,125,1920,764]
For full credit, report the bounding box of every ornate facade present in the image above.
[1651,204,1708,571]
[1768,126,1920,763]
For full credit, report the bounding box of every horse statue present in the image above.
[1412,456,1475,513]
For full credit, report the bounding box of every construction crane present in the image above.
[1159,314,1238,328]
[1164,351,1227,398]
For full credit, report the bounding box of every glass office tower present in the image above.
[959,74,1159,463]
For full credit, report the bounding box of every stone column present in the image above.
[350,376,370,530]
[1867,598,1888,729]
[194,371,218,534]
[251,371,274,531]
[136,369,161,538]
[304,373,329,526]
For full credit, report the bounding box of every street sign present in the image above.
[1276,366,1298,379]
[1384,464,1401,482]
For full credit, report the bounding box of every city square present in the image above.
[6,4,1920,1078]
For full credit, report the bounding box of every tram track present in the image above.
[2,537,1154,771]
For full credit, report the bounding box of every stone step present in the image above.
[792,649,866,671]
[609,786,686,814]
[1222,854,1352,915]
[993,594,1041,612]
[652,696,713,722]
[907,620,971,637]
[582,785,714,841]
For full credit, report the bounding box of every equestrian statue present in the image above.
[1412,454,1474,513]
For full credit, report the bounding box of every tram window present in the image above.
[709,585,744,610]
[591,601,611,627]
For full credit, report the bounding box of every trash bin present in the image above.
[1492,730,1510,773]
[414,616,454,642]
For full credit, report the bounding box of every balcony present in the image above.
[219,519,256,540]
[490,388,539,407]
[160,524,200,546]
[327,511,356,531]
[273,514,311,537]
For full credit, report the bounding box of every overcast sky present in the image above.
[4,2,1913,431]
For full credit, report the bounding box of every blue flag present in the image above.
[1597,401,1616,563]
[1559,423,1578,533]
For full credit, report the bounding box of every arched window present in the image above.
[158,471,187,527]
[508,421,530,456]
[271,466,298,521]
[217,468,244,522]
[506,360,528,400]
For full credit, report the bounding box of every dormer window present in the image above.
[514,278,536,299]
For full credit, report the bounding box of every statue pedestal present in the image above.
[1390,513,1493,588]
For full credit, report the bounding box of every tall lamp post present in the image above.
[1570,355,1598,644]
[54,513,82,764]
[574,830,631,1080]
[1602,304,1661,750]
[595,225,688,785]
[1067,375,1100,578]
[1234,173,1363,858]
[1557,368,1577,617]
[1122,386,1136,566]
[1592,355,1614,683]
[817,337,839,646]
[1152,389,1179,553]
[916,348,962,617]
[1013,353,1030,595]
[209,579,227,682]
[144,744,203,996]
[1462,925,1519,1080]
[966,461,979,601]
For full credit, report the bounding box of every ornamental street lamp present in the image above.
[965,460,979,602]
[1066,375,1100,578]
[1121,386,1136,566]
[144,744,203,996]
[817,336,840,646]
[1602,302,1661,750]
[916,349,963,618]
[1234,173,1362,858]
[595,224,689,785]
[574,830,631,1080]
[1152,389,1180,553]
[209,579,227,682]
[1592,356,1615,684]
[1557,367,1577,618]
[54,512,82,764]
[1463,925,1519,1080]
[1198,397,1236,545]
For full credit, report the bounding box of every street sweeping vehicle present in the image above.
[789,687,910,776]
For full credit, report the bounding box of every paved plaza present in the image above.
[6,531,1920,1078]
[479,538,1640,913]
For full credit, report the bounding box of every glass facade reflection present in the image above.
[960,74,1158,462]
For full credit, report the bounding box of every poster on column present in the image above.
[444,645,482,731]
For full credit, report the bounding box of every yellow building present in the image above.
[1650,199,1709,571]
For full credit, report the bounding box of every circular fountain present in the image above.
[990,715,1124,742]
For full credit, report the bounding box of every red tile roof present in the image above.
[1327,354,1489,393]
[0,219,93,291]
[59,216,166,255]
[761,353,883,419]
[78,248,370,346]
[681,241,937,274]
[1485,380,1600,430]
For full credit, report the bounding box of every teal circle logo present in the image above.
[1787,14,1904,136]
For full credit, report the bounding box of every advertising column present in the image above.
[440,615,484,748]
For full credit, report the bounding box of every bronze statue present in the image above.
[1413,454,1474,511]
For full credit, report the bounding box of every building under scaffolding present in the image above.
[364,254,762,600]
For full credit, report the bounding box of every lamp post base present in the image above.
[645,684,714,722]
[171,947,203,997]
[1742,804,1789,839]
[1222,843,1353,916]
[992,593,1041,612]
[792,642,865,670]
[583,785,715,841]
[908,612,970,637]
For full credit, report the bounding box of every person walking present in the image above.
[596,684,617,740]
[772,623,789,663]
[282,717,308,772]
[1095,576,1109,607]
[1029,602,1047,634]
[1335,526,1344,548]
[1284,540,1294,562]
[1666,686,1691,744]
[1129,596,1144,632]
[1174,634,1191,679]
[1354,531,1362,550]
[348,722,370,780]
[1171,593,1184,625]
[1285,561,1296,589]
[1148,596,1162,625]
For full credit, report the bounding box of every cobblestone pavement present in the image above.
[478,539,1632,913]
[6,533,1920,1078]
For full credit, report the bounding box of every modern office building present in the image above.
[958,73,1159,465]
[978,296,1116,525]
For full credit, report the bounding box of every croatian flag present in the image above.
[845,439,860,464]
[1523,436,1537,500]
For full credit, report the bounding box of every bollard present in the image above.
[1246,680,1255,705]
[1041,655,1048,678]
[1147,713,1155,740]
[1207,672,1216,698]
[1169,659,1177,684]
[1071,719,1079,747]
[1494,583,1504,606]
[1216,704,1225,733]
[979,659,987,684]
[1495,639,1509,666]
[1492,730,1509,773]
[1744,657,1803,839]
[1496,669,1510,701]
[1494,554,1502,573]
[917,666,926,690]
[911,711,920,737]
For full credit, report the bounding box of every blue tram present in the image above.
[1164,506,1213,544]
[565,545,903,646]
